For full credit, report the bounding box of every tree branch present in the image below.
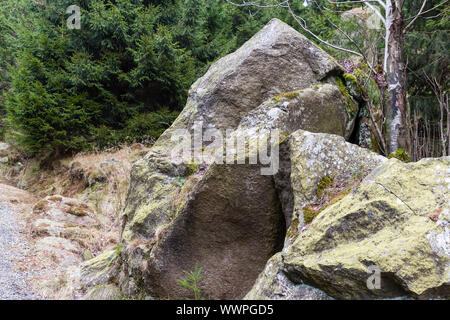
[404,0,428,33]
[227,0,364,57]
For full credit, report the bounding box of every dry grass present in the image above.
[0,143,151,299]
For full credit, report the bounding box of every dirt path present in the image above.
[0,184,40,300]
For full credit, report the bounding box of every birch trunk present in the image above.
[384,0,407,153]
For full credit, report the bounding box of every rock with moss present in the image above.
[118,83,359,300]
[245,131,386,298]
[281,157,450,299]
[121,160,285,299]
[117,19,360,300]
[244,253,332,300]
[59,249,121,299]
[237,83,355,139]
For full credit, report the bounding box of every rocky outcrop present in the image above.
[58,17,449,301]
[288,130,386,238]
[248,156,450,300]
[114,18,359,300]
[68,17,449,302]
[245,253,332,300]
[0,142,11,163]
[121,18,348,244]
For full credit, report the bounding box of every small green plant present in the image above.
[388,148,410,162]
[177,263,203,300]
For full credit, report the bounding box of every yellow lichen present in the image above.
[317,176,334,196]
[273,91,300,101]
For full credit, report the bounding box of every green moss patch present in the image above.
[388,148,410,162]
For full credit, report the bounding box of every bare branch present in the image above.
[376,0,387,10]
[404,0,428,33]
[405,0,448,21]
[363,1,387,26]
[286,1,364,56]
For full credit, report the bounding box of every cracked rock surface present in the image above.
[249,156,450,300]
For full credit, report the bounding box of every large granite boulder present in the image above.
[115,19,358,299]
[119,86,354,300]
[121,18,349,244]
[248,155,450,300]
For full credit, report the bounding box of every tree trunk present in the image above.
[446,94,449,156]
[384,0,408,153]
[439,92,447,156]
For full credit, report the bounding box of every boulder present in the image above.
[261,156,449,299]
[116,19,359,300]
[289,130,386,229]
[245,130,386,298]
[79,250,120,288]
[121,18,347,243]
[32,195,97,227]
[118,91,354,300]
[123,162,285,299]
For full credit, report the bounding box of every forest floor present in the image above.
[0,183,40,300]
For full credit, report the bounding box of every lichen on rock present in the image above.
[281,157,450,299]
[112,18,359,300]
